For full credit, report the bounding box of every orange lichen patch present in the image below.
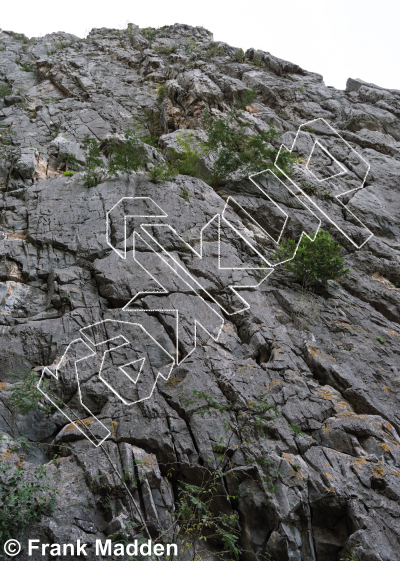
[383,385,393,393]
[328,487,336,493]
[379,442,392,453]
[110,419,118,432]
[323,472,338,480]
[165,376,180,389]
[65,418,95,432]
[334,321,350,329]
[322,424,332,433]
[248,401,254,407]
[271,380,281,386]
[328,356,337,361]
[371,464,386,478]
[384,422,394,431]
[372,272,396,290]
[273,346,283,357]
[307,345,326,362]
[317,387,337,400]
[386,330,398,337]
[352,457,367,470]
[289,466,305,481]
[0,382,10,391]
[390,468,400,477]
[283,453,294,463]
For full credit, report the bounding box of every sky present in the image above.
[1,0,399,91]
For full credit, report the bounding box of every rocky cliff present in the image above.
[0,23,400,561]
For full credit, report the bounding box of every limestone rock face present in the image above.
[1,24,400,561]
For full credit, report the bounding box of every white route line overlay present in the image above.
[37,318,176,447]
[269,117,373,249]
[39,117,373,446]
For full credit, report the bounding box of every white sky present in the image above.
[1,0,399,91]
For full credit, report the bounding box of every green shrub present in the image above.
[147,162,176,183]
[236,89,258,110]
[179,187,192,201]
[376,337,386,344]
[63,170,76,177]
[252,51,263,66]
[132,107,162,147]
[141,28,158,43]
[0,83,11,98]
[0,436,58,541]
[169,132,207,179]
[202,109,294,185]
[12,33,29,42]
[156,83,166,104]
[230,48,245,62]
[81,132,146,187]
[8,370,52,415]
[184,37,196,53]
[275,230,350,289]
[154,45,177,56]
[20,62,36,72]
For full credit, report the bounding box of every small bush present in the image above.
[63,170,75,177]
[230,48,245,62]
[147,162,176,183]
[8,370,52,415]
[132,107,162,147]
[202,109,294,185]
[179,187,192,201]
[12,33,29,42]
[169,132,206,179]
[236,89,258,110]
[252,51,263,66]
[141,28,158,43]
[275,230,350,289]
[0,436,58,541]
[81,132,146,187]
[376,337,386,344]
[0,83,11,98]
[20,62,36,72]
[156,83,166,104]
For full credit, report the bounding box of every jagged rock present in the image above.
[0,22,400,561]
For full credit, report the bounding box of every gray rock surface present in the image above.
[1,23,400,561]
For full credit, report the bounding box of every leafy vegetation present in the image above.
[275,230,350,289]
[230,48,245,62]
[0,83,11,98]
[0,435,58,541]
[132,107,162,147]
[179,187,192,201]
[340,551,357,561]
[20,62,36,72]
[8,370,52,415]
[236,89,258,110]
[81,132,147,187]
[141,28,159,43]
[252,51,263,67]
[201,109,294,185]
[11,33,30,43]
[376,337,386,344]
[147,162,176,183]
[176,481,241,560]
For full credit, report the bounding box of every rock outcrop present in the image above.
[0,24,400,561]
